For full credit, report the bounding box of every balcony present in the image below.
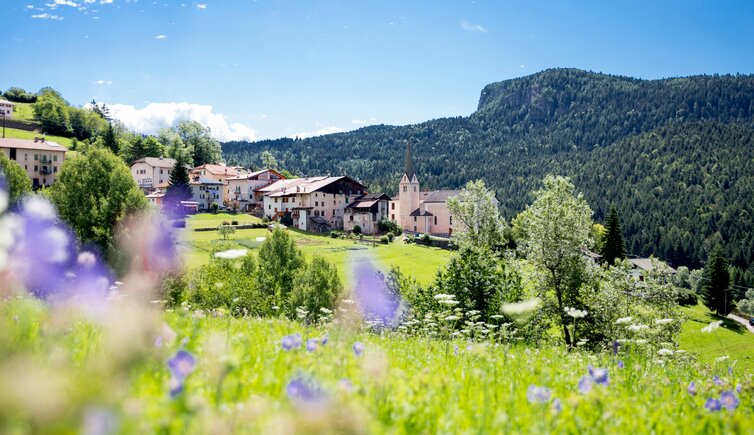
[40,167,52,175]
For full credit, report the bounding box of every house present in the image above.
[628,257,676,281]
[145,190,165,207]
[0,137,67,188]
[226,168,285,211]
[344,193,392,234]
[0,100,14,119]
[130,157,177,192]
[190,178,225,211]
[261,176,367,232]
[391,141,474,237]
[190,163,241,198]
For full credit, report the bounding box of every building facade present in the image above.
[0,137,67,188]
[130,157,176,192]
[0,100,14,119]
[344,193,391,234]
[226,168,285,211]
[391,142,461,237]
[190,178,225,211]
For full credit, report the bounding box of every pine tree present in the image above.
[164,154,193,217]
[600,204,627,266]
[701,246,733,316]
[103,123,119,154]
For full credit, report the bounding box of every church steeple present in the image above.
[404,139,416,179]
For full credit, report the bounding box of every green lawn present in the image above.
[678,303,754,372]
[10,102,36,122]
[2,127,75,148]
[180,213,451,285]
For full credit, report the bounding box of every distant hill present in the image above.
[222,69,754,286]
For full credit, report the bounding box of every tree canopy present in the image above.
[0,153,32,205]
[600,204,627,265]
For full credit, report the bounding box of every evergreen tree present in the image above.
[164,154,193,217]
[103,123,119,154]
[600,204,627,266]
[127,136,147,163]
[701,246,733,315]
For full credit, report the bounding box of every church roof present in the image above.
[404,140,416,179]
[422,190,462,203]
[409,208,434,217]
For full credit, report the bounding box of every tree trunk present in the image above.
[552,271,572,347]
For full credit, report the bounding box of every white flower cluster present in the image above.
[615,316,633,324]
[434,293,459,306]
[214,249,248,259]
[564,307,588,319]
[501,298,541,316]
[658,348,674,356]
[627,324,649,332]
[701,320,724,333]
[655,318,674,325]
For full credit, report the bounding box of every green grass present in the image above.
[2,127,75,148]
[9,102,36,122]
[180,213,451,285]
[1,298,751,433]
[678,303,754,372]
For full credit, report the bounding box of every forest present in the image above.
[222,69,754,287]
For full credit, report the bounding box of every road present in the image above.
[728,313,754,334]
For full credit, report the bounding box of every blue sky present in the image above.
[2,0,754,141]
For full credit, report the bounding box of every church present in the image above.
[389,141,461,237]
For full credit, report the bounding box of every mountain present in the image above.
[222,68,754,286]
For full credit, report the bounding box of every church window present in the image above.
[391,203,395,210]
[434,216,437,225]
[403,186,407,192]
[413,216,416,222]
[413,186,416,192]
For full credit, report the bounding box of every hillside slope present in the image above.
[222,69,754,284]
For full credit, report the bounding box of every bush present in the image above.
[330,230,342,238]
[222,221,230,225]
[231,220,239,226]
[353,225,362,235]
[218,225,236,240]
[386,232,394,242]
[377,219,402,235]
[380,235,389,244]
[422,233,431,243]
[287,256,342,321]
[211,203,219,213]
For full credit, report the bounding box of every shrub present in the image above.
[330,230,342,238]
[218,225,236,240]
[287,256,342,321]
[211,203,219,213]
[386,232,394,242]
[353,225,362,235]
[380,235,389,244]
[422,233,431,243]
[231,220,239,226]
[222,221,230,225]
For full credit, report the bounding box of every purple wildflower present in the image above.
[168,376,184,398]
[688,381,697,395]
[728,366,733,375]
[736,384,742,394]
[337,378,354,391]
[705,398,722,412]
[282,335,296,351]
[353,342,364,357]
[286,376,325,404]
[306,338,318,352]
[167,350,196,381]
[617,360,624,369]
[352,260,402,326]
[526,385,552,403]
[292,333,302,348]
[713,375,724,386]
[321,334,329,346]
[578,375,593,393]
[454,345,459,356]
[719,391,739,410]
[552,398,562,412]
[588,365,609,386]
[612,340,619,356]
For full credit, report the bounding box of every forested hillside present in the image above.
[222,69,754,285]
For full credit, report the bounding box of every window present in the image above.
[349,215,353,222]
[160,169,163,174]
[332,210,335,216]
[391,203,395,210]
[391,214,395,220]
[24,154,28,161]
[434,216,437,225]
[34,154,38,161]
[268,205,271,209]
[53,166,57,173]
[413,186,417,192]
[34,165,38,172]
[449,216,453,225]
[315,201,318,206]
[413,216,416,222]
[403,186,407,192]
[413,226,417,232]
[53,155,57,162]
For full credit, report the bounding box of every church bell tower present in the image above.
[398,139,420,231]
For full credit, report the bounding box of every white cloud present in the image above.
[196,3,207,9]
[106,102,257,141]
[460,19,487,33]
[31,13,64,19]
[155,34,167,39]
[351,117,376,125]
[518,64,525,68]
[290,126,344,139]
[93,80,112,85]
[53,0,79,7]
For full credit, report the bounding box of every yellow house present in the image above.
[0,137,67,188]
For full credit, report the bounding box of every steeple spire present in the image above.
[404,139,416,179]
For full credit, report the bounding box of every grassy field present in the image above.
[2,126,75,148]
[678,303,754,372]
[0,298,750,433]
[180,213,451,285]
[9,102,36,122]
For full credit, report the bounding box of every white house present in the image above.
[0,137,67,188]
[226,168,285,211]
[0,100,14,119]
[344,193,391,234]
[190,177,225,211]
[130,157,176,192]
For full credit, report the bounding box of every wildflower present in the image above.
[167,350,196,381]
[628,324,649,332]
[337,378,354,391]
[715,355,729,362]
[713,375,724,386]
[634,339,648,345]
[701,320,723,333]
[353,261,402,325]
[578,376,593,393]
[612,340,619,356]
[655,318,674,325]
[615,316,633,324]
[526,385,552,403]
[588,365,609,386]
[444,315,460,321]
[552,398,562,413]
[688,381,697,395]
[501,298,541,316]
[286,376,325,404]
[658,349,674,356]
[720,391,739,410]
[454,345,459,356]
[564,306,588,319]
[705,398,722,412]
[213,249,248,259]
[281,335,296,351]
[306,339,318,352]
[736,384,742,393]
[439,299,459,306]
[292,333,302,348]
[321,334,329,346]
[353,342,364,356]
[433,293,455,300]
[617,360,624,369]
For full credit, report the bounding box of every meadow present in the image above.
[2,127,75,149]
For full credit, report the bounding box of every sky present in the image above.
[2,0,754,141]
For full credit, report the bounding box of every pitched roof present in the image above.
[264,176,365,197]
[404,140,416,179]
[0,137,68,152]
[131,156,176,169]
[189,177,224,185]
[422,190,462,203]
[0,100,15,106]
[228,168,284,181]
[629,258,676,273]
[409,208,433,217]
[192,163,238,177]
